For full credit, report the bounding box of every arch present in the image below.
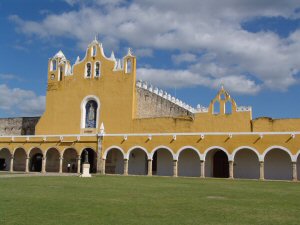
[264,147,293,180]
[58,65,63,81]
[13,148,26,171]
[45,148,60,172]
[262,146,293,161]
[29,148,43,172]
[125,58,132,73]
[175,146,202,161]
[63,148,78,173]
[213,101,220,114]
[0,148,12,171]
[105,147,124,174]
[51,59,57,71]
[297,153,300,180]
[91,45,97,57]
[80,95,100,129]
[225,101,232,114]
[80,148,97,173]
[151,146,174,176]
[85,62,92,78]
[204,147,229,178]
[103,146,125,160]
[177,148,201,177]
[150,146,175,160]
[127,146,150,160]
[232,146,260,161]
[128,148,148,175]
[233,147,260,179]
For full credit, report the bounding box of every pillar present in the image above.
[59,156,63,173]
[25,156,29,173]
[259,161,264,180]
[124,159,128,175]
[77,155,81,174]
[42,157,46,173]
[292,162,297,182]
[200,160,205,178]
[229,160,234,179]
[101,158,106,175]
[9,156,14,172]
[147,159,152,176]
[173,160,178,177]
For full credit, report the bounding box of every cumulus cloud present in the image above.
[9,0,300,94]
[0,84,45,116]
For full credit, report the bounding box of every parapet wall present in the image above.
[136,87,194,119]
[0,117,40,136]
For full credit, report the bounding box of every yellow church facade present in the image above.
[1,38,300,181]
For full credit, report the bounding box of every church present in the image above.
[0,38,300,181]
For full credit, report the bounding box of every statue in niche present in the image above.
[85,100,97,128]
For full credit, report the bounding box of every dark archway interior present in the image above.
[213,150,229,178]
[81,148,96,173]
[30,153,43,172]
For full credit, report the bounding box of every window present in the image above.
[51,60,57,71]
[59,66,63,81]
[126,58,132,73]
[225,101,232,114]
[91,46,96,57]
[86,63,91,78]
[85,100,98,128]
[95,62,100,77]
[213,101,220,114]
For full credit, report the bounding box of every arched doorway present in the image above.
[205,148,229,178]
[105,148,124,174]
[63,148,77,173]
[152,148,173,176]
[178,149,201,177]
[128,148,148,175]
[46,148,60,172]
[233,149,260,179]
[0,148,11,171]
[81,148,97,173]
[29,148,43,172]
[13,148,26,171]
[264,149,292,180]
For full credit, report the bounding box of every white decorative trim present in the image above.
[262,146,294,162]
[126,146,150,160]
[103,146,125,160]
[175,146,203,161]
[203,146,230,161]
[80,95,101,129]
[236,106,252,112]
[150,146,175,160]
[231,146,261,161]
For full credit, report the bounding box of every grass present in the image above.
[0,175,299,225]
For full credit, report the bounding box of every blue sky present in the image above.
[0,0,300,119]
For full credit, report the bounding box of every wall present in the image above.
[234,150,260,179]
[0,117,39,136]
[128,149,147,175]
[178,149,200,177]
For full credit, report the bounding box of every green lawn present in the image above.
[0,175,299,225]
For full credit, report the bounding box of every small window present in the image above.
[213,101,220,114]
[126,58,132,73]
[51,60,57,71]
[59,66,63,81]
[91,46,96,57]
[225,101,232,114]
[95,62,100,77]
[220,93,226,100]
[86,63,91,78]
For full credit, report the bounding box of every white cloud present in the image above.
[0,84,45,116]
[9,0,300,94]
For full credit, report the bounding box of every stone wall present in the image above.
[136,87,194,119]
[0,117,40,136]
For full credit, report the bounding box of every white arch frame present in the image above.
[150,146,176,160]
[175,146,203,161]
[80,95,100,129]
[203,146,230,161]
[50,59,57,71]
[232,146,261,162]
[91,45,97,57]
[295,150,300,162]
[94,61,101,78]
[262,146,294,162]
[126,146,150,160]
[103,146,125,160]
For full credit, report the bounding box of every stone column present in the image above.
[42,157,46,173]
[59,156,63,173]
[147,159,152,176]
[173,160,178,177]
[9,156,14,172]
[124,159,128,175]
[25,156,30,173]
[259,161,264,180]
[292,162,297,182]
[229,160,234,179]
[200,160,205,178]
[101,159,106,175]
[97,136,103,173]
[77,155,81,174]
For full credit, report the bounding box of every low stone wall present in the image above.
[0,117,40,136]
[136,87,194,118]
